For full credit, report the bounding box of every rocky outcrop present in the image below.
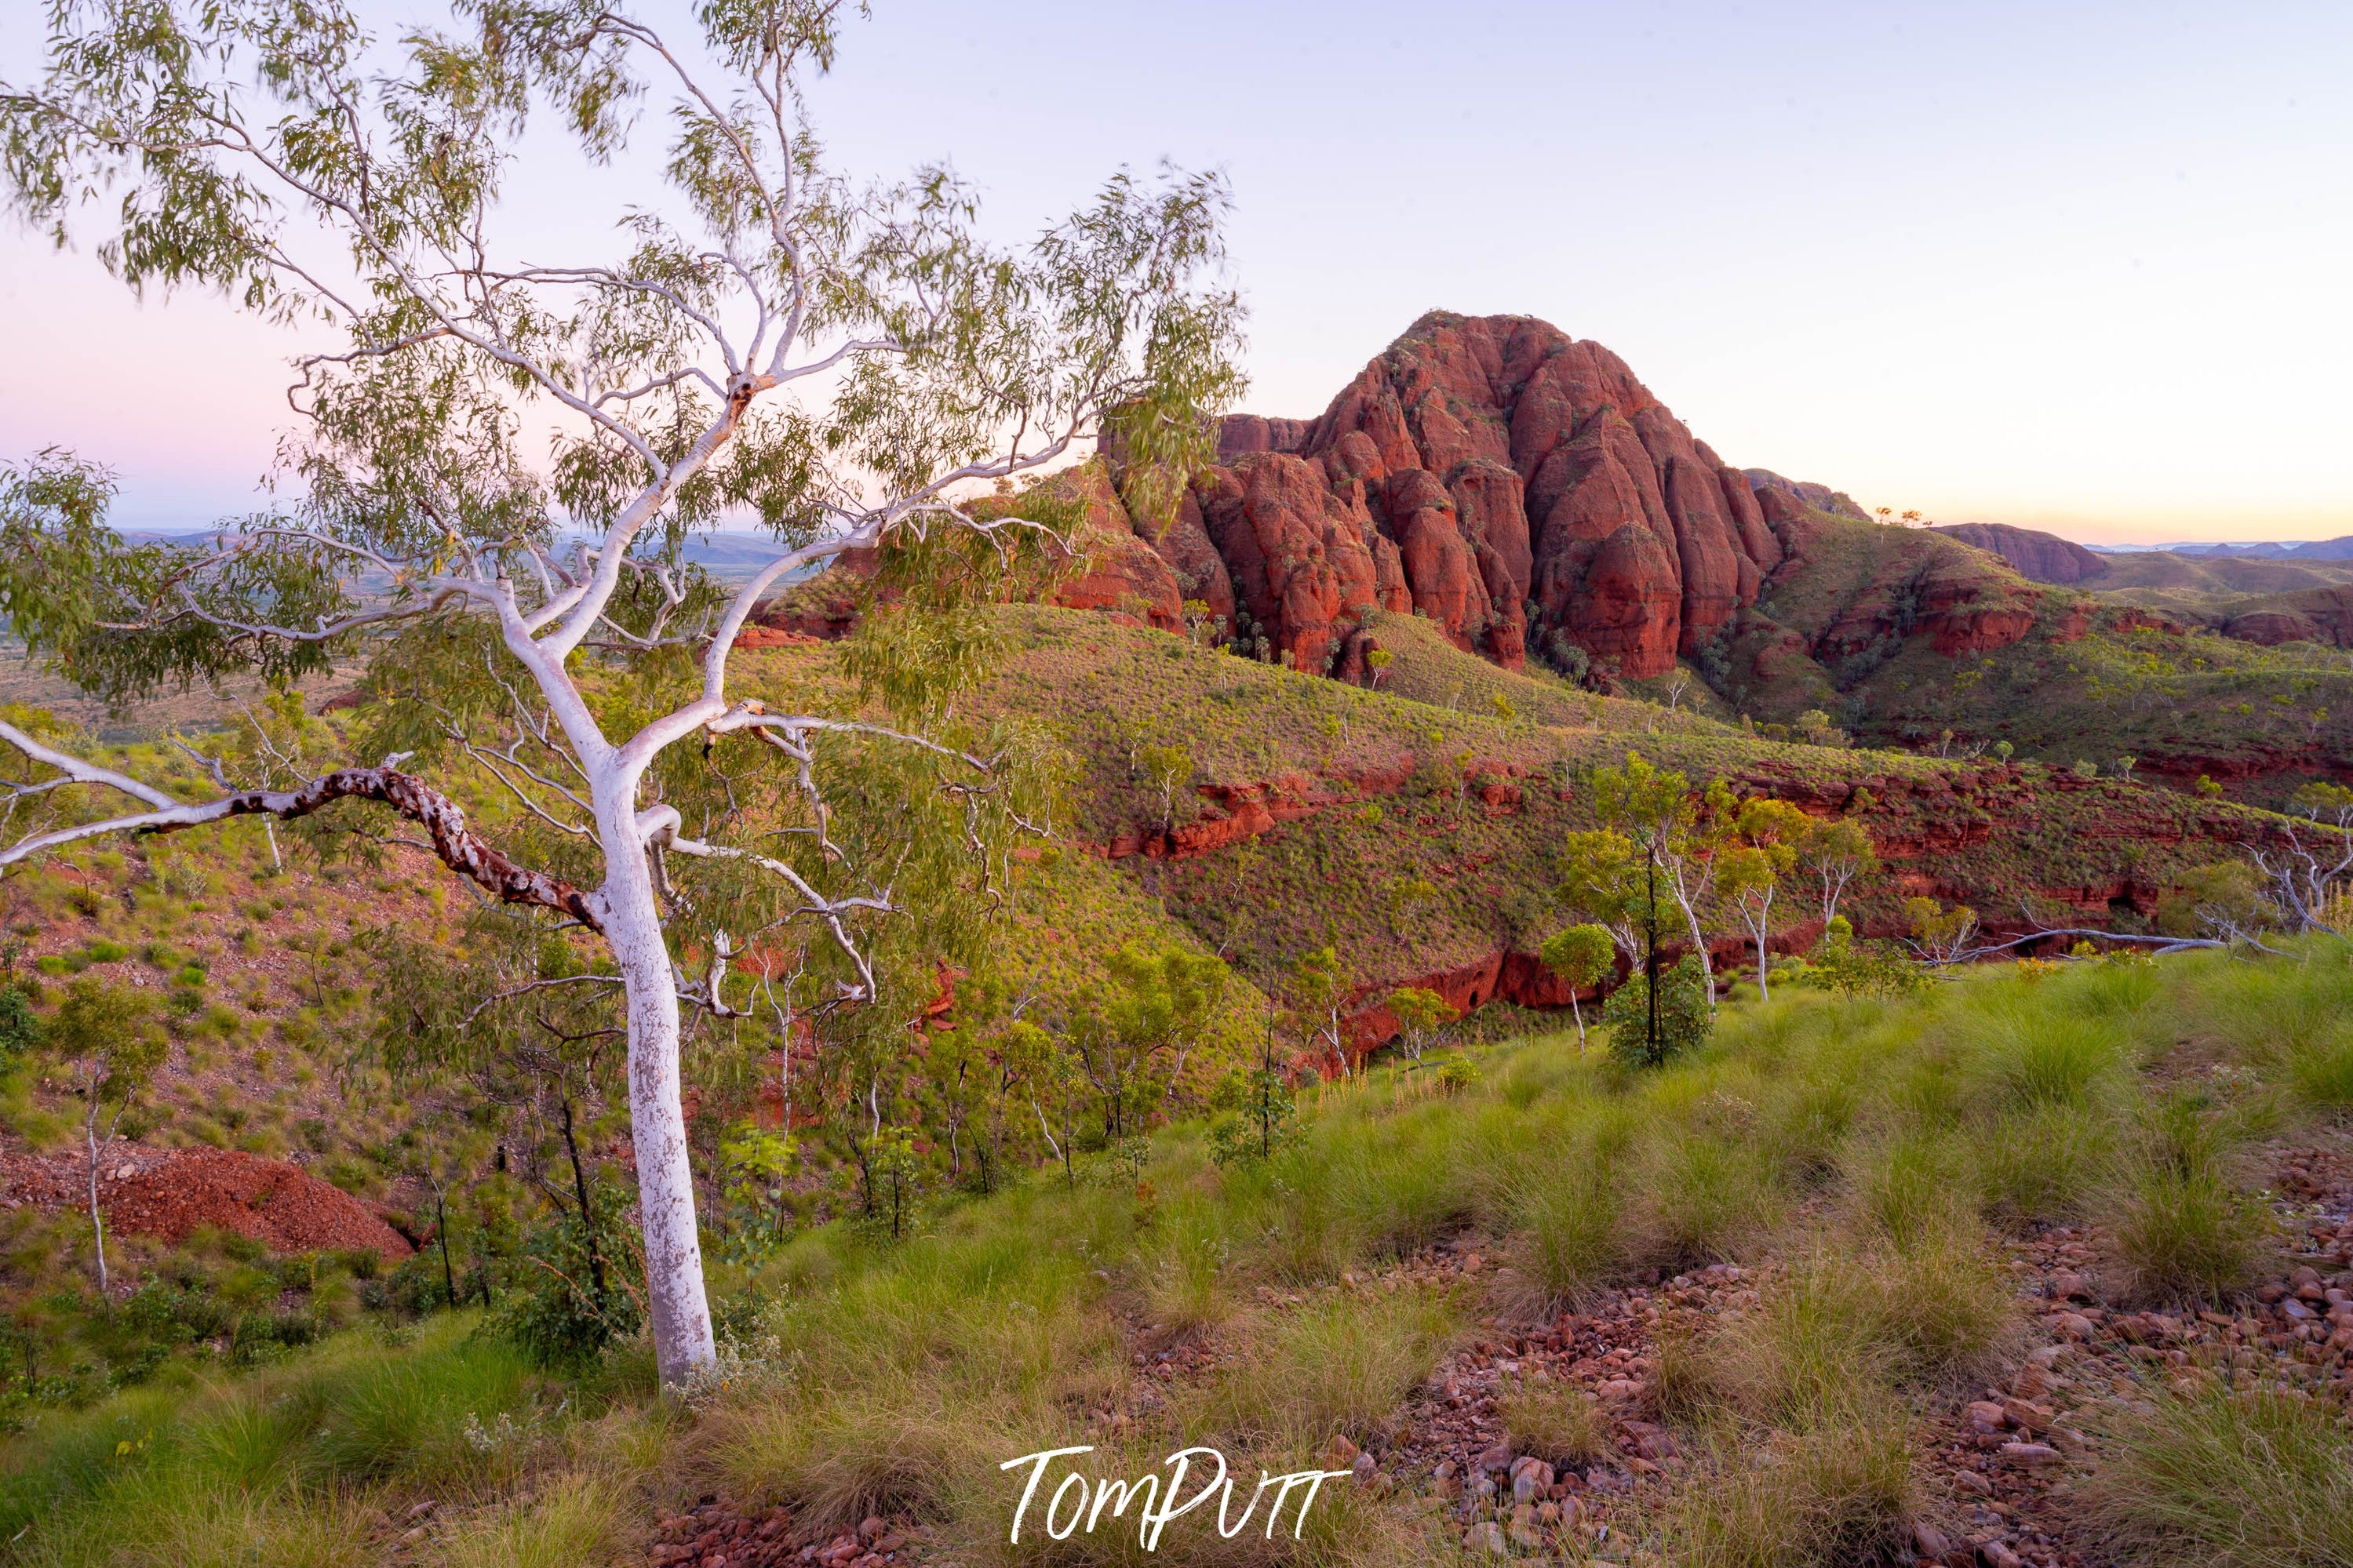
[1033,464,1186,631]
[1108,313,1802,679]
[2220,586,2353,649]
[1758,508,2050,666]
[1934,522,2111,585]
[1743,469,1871,523]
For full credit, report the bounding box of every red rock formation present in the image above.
[1934,522,2111,586]
[1110,313,1798,678]
[1038,464,1185,631]
[2221,586,2353,649]
[1743,468,1871,522]
[1190,453,1408,671]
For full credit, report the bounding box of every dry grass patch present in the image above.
[2082,1388,2353,1568]
[1655,1406,1917,1568]
[1496,1378,1611,1467]
[1192,1288,1457,1450]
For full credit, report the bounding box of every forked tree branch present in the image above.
[0,721,604,930]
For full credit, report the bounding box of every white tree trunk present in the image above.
[596,803,716,1384]
[1749,892,1773,1000]
[84,1099,108,1298]
[1670,879,1716,1003]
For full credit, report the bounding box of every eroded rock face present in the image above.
[1040,464,1186,631]
[2222,586,2353,649]
[1934,522,2111,586]
[1743,468,1871,523]
[1147,312,1797,678]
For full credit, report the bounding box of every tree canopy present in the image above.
[0,0,1246,1384]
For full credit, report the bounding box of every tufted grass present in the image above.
[2082,1387,2353,1568]
[1497,1378,1612,1467]
[14,937,2353,1566]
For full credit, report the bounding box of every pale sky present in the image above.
[2,1,2347,546]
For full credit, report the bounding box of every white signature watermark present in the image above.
[1000,1446,1353,1550]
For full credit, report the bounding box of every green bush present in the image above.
[494,1182,643,1369]
[0,984,41,1067]
[1804,931,1926,1000]
[1603,955,1713,1067]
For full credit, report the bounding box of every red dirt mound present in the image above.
[1,1148,412,1263]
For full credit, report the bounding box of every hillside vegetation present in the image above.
[734,603,2283,991]
[5,943,2352,1568]
[1702,511,2353,804]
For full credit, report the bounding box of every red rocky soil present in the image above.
[0,1145,412,1263]
[645,1499,930,1568]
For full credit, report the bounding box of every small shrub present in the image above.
[1805,934,1925,999]
[0,985,41,1067]
[494,1182,644,1368]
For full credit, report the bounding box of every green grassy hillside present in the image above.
[732,605,2286,1000]
[7,942,2351,1568]
[1689,511,2353,805]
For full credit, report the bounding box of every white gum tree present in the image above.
[0,0,1241,1384]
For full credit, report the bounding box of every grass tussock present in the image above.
[1632,1127,1785,1269]
[2082,1388,2353,1567]
[1499,1166,1628,1310]
[435,1472,632,1568]
[1194,1288,1457,1450]
[2110,1094,2274,1305]
[1496,1378,1611,1466]
[1974,1101,2115,1221]
[1658,1412,1917,1568]
[1694,1233,2016,1428]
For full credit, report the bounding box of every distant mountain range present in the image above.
[2092,537,2353,559]
[121,529,810,585]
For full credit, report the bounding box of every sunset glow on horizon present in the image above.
[2,0,2346,548]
